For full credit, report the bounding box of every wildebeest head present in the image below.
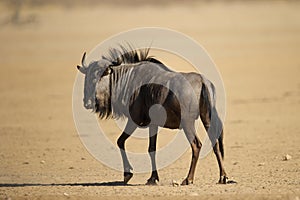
[77,52,112,110]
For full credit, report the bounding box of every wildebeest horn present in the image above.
[81,52,87,68]
[76,52,87,74]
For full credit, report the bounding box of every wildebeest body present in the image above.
[108,62,203,129]
[77,45,229,185]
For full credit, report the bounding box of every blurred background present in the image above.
[0,0,299,198]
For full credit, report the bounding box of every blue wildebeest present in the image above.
[76,45,228,185]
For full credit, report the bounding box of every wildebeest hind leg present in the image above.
[117,120,137,184]
[200,110,228,184]
[213,138,228,184]
[181,120,201,185]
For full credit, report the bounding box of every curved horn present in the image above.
[81,52,87,67]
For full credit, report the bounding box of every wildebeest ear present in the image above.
[77,65,86,74]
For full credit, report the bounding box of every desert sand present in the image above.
[0,1,299,199]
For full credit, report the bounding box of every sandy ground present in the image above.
[0,1,299,199]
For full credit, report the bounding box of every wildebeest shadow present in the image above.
[0,181,142,187]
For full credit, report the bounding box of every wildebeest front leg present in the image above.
[181,121,201,185]
[117,120,137,184]
[146,125,159,185]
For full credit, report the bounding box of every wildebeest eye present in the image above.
[94,70,100,77]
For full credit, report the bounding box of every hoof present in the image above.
[146,177,159,185]
[124,172,133,184]
[218,176,229,184]
[181,178,193,186]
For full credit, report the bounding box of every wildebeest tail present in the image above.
[200,77,224,158]
[219,128,224,159]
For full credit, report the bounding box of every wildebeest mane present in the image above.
[102,44,164,67]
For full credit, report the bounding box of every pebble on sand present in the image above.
[283,154,292,161]
[172,180,179,187]
[63,192,69,196]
